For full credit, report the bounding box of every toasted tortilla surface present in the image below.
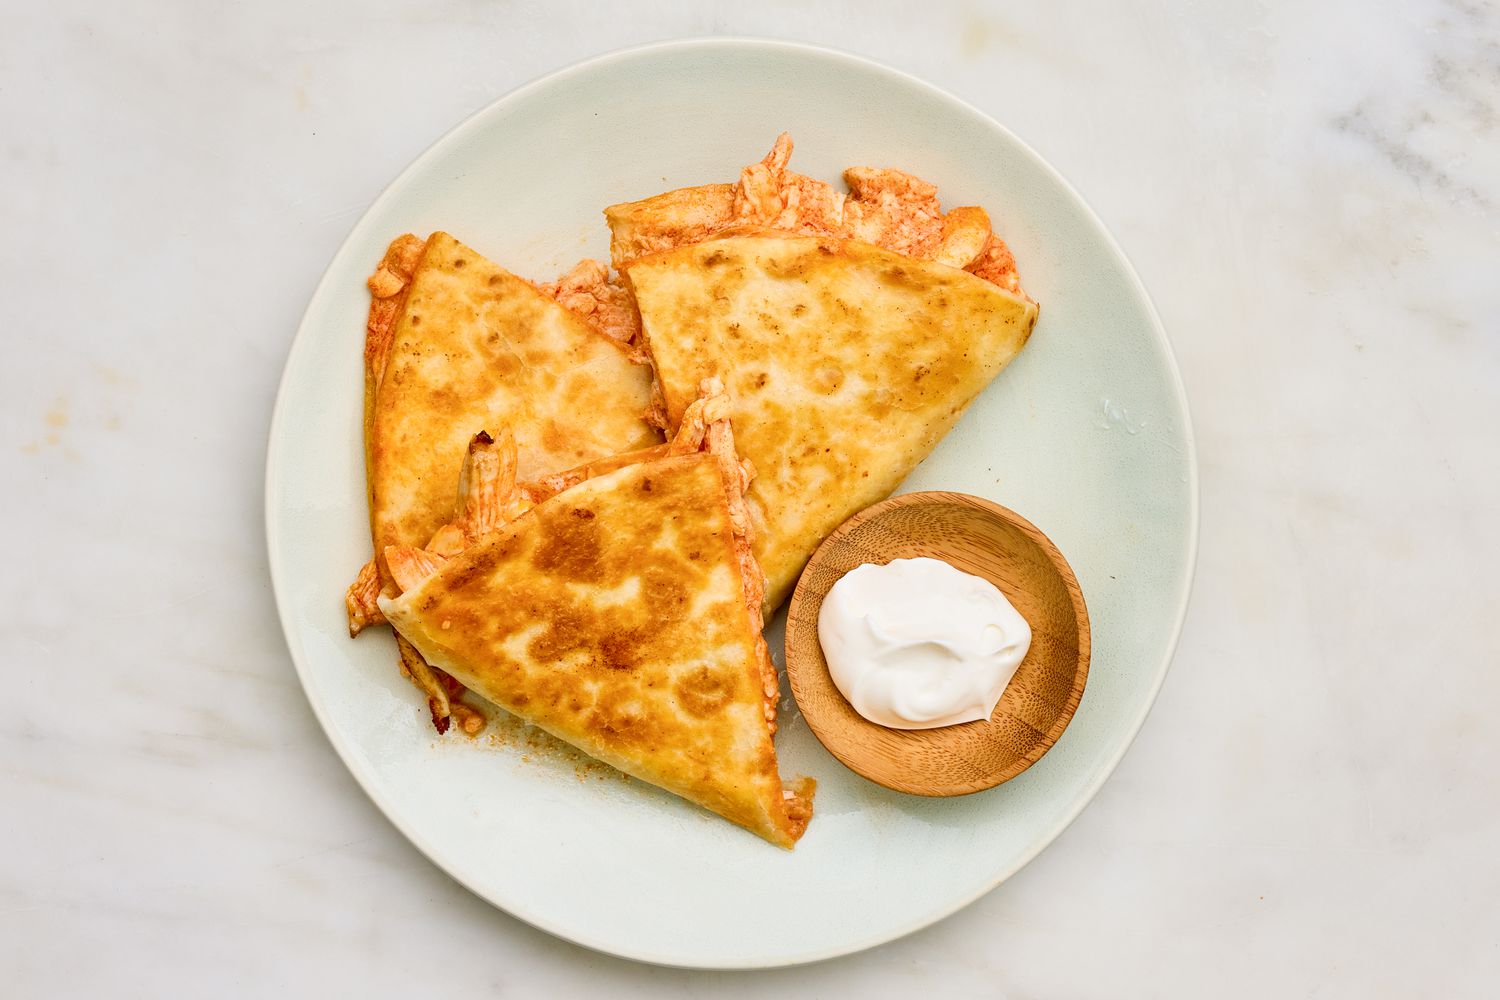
[368,231,658,572]
[624,231,1039,611]
[381,452,809,848]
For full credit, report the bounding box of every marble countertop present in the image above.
[6,1,1496,996]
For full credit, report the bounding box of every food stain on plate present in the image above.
[467,709,630,786]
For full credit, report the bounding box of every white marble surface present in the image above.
[4,1,1496,995]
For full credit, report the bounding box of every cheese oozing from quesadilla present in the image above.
[345,231,660,730]
[377,386,812,848]
[623,230,1040,613]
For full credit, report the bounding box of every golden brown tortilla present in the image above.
[348,231,660,727]
[623,230,1040,612]
[379,427,811,848]
[368,232,658,549]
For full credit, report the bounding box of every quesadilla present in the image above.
[604,132,1030,298]
[623,230,1040,612]
[346,231,659,729]
[377,386,813,848]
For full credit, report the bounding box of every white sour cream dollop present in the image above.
[817,557,1031,730]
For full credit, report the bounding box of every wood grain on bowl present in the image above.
[785,492,1090,797]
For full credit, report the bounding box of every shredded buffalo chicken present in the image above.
[543,131,1031,355]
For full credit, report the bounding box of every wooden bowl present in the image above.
[785,492,1090,797]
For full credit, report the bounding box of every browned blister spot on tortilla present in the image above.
[674,665,738,720]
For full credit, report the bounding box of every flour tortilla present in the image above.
[352,231,659,726]
[623,230,1039,611]
[380,449,811,848]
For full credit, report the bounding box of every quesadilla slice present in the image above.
[377,385,812,848]
[604,132,1030,299]
[345,231,659,729]
[623,230,1040,612]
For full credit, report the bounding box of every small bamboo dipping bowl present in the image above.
[785,492,1090,797]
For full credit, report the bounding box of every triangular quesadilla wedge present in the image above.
[345,231,659,730]
[623,230,1040,612]
[377,385,813,848]
[604,132,1030,299]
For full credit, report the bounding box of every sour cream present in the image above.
[817,557,1031,730]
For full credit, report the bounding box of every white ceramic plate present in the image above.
[266,38,1197,969]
